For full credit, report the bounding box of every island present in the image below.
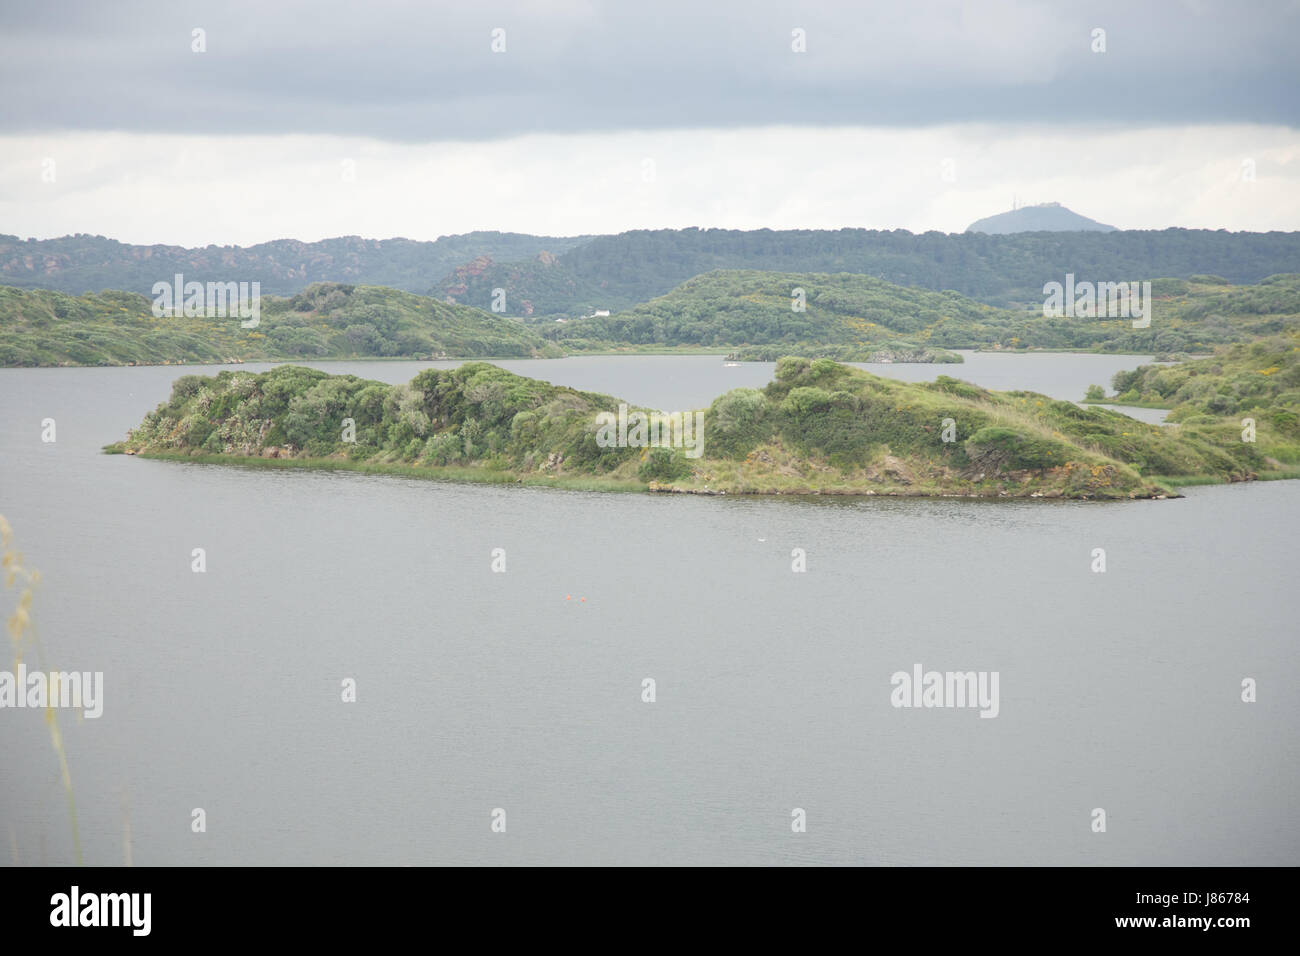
[107,339,1300,499]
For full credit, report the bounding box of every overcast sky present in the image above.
[2,0,1298,245]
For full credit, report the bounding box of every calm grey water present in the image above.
[1,354,1294,866]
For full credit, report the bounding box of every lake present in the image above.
[1,352,1293,865]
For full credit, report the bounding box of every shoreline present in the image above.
[5,345,1174,371]
[103,447,1239,501]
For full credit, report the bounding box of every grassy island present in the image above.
[108,349,1300,499]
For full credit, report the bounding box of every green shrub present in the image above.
[780,386,834,417]
[707,388,769,457]
[966,426,1070,471]
[637,447,691,482]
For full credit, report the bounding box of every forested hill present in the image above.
[0,232,590,297]
[551,228,1300,312]
[8,228,1300,316]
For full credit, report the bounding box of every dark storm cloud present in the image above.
[2,0,1298,140]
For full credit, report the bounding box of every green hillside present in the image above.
[0,282,560,366]
[9,271,1299,368]
[543,271,1300,356]
[1102,334,1300,455]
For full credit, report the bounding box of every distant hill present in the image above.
[6,270,1298,367]
[0,282,559,367]
[436,251,608,317]
[8,227,1300,316]
[550,227,1300,312]
[544,270,1300,356]
[966,203,1117,234]
[544,270,1011,353]
[0,232,591,297]
[441,227,1300,320]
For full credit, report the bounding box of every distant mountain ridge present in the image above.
[0,232,591,298]
[6,227,1300,314]
[966,203,1117,234]
[544,227,1300,312]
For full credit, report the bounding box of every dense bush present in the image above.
[637,447,692,481]
[965,427,1070,470]
[118,349,1300,494]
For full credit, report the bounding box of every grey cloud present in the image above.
[2,0,1298,140]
